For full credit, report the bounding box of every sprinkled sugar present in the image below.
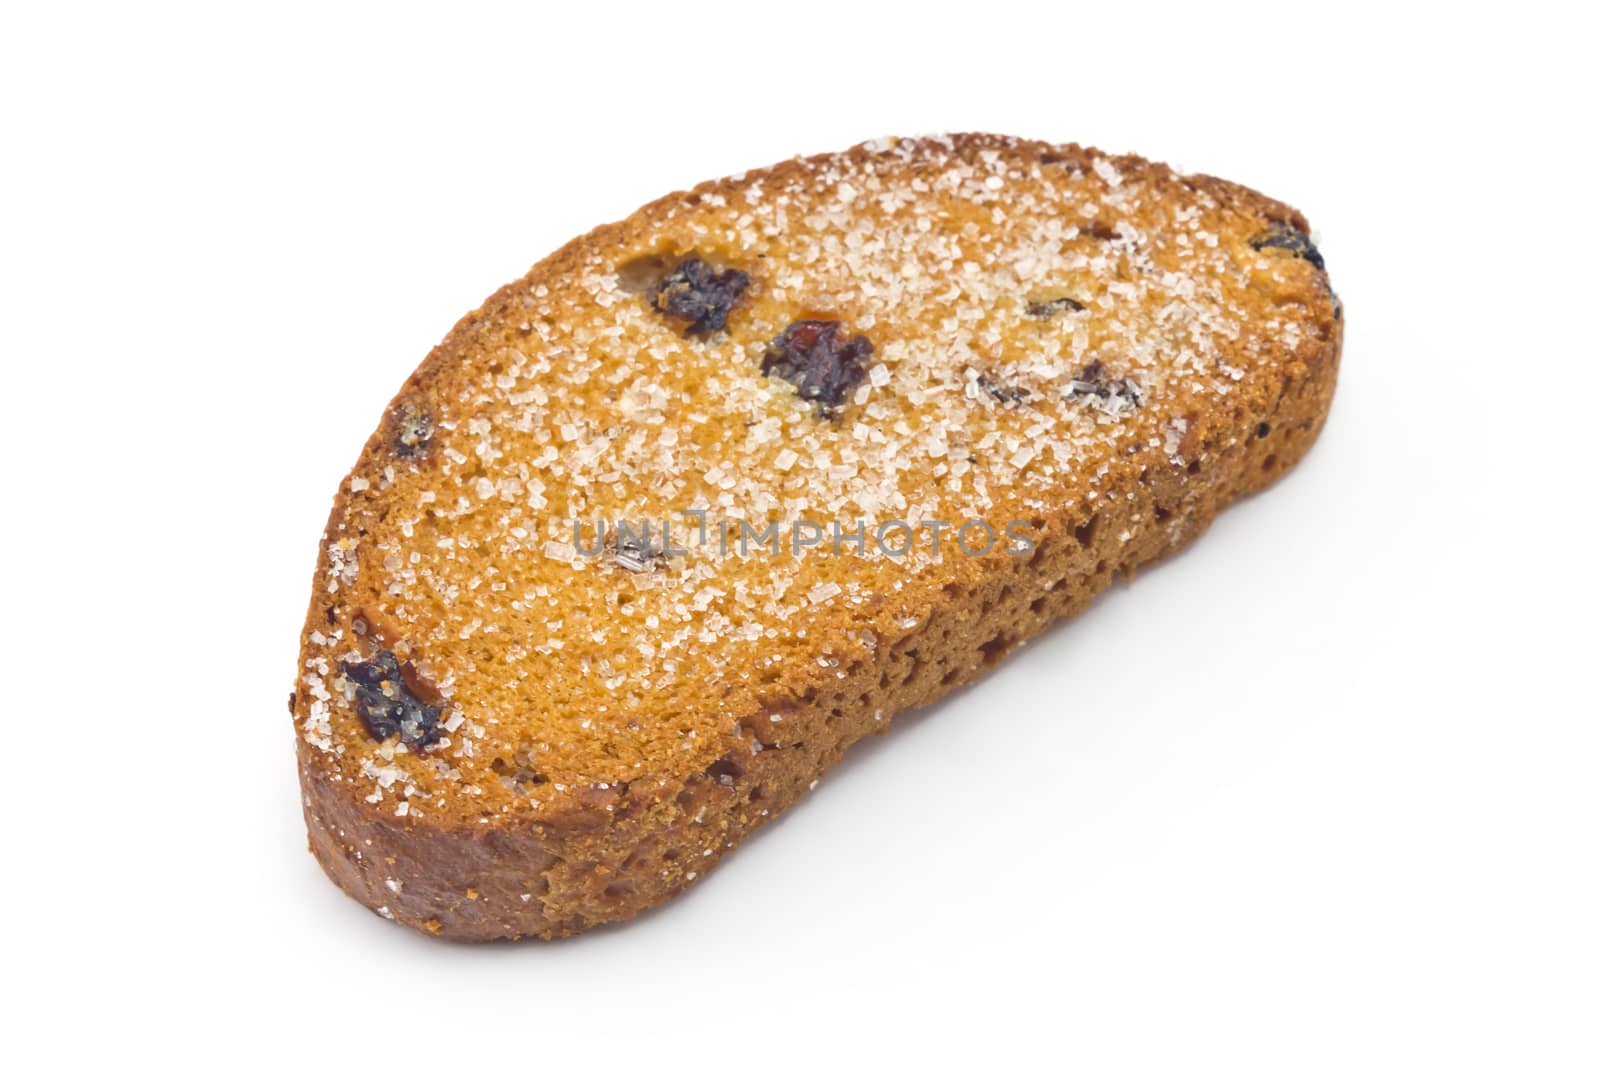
[295,135,1328,818]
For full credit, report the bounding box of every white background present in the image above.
[5,2,1595,1063]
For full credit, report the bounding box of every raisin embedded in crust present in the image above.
[1077,218,1118,241]
[342,651,445,748]
[393,404,433,457]
[1250,222,1326,271]
[1067,359,1142,407]
[977,373,1031,406]
[649,256,750,335]
[761,320,874,413]
[1025,296,1086,318]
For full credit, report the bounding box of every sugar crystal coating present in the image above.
[293,135,1340,829]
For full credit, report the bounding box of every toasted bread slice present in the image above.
[291,134,1341,940]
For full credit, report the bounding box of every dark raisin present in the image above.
[1025,296,1086,318]
[394,405,432,457]
[1067,360,1142,407]
[342,651,444,748]
[650,256,749,335]
[977,373,1031,406]
[1250,222,1326,271]
[1078,219,1118,241]
[761,320,874,413]
[1257,422,1271,438]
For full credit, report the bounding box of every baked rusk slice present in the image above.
[290,133,1341,940]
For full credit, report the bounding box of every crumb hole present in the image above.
[1074,514,1099,548]
[978,634,1014,665]
[706,757,741,785]
[615,254,675,294]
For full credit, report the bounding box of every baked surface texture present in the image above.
[290,134,1342,940]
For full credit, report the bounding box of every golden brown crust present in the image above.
[290,133,1341,940]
